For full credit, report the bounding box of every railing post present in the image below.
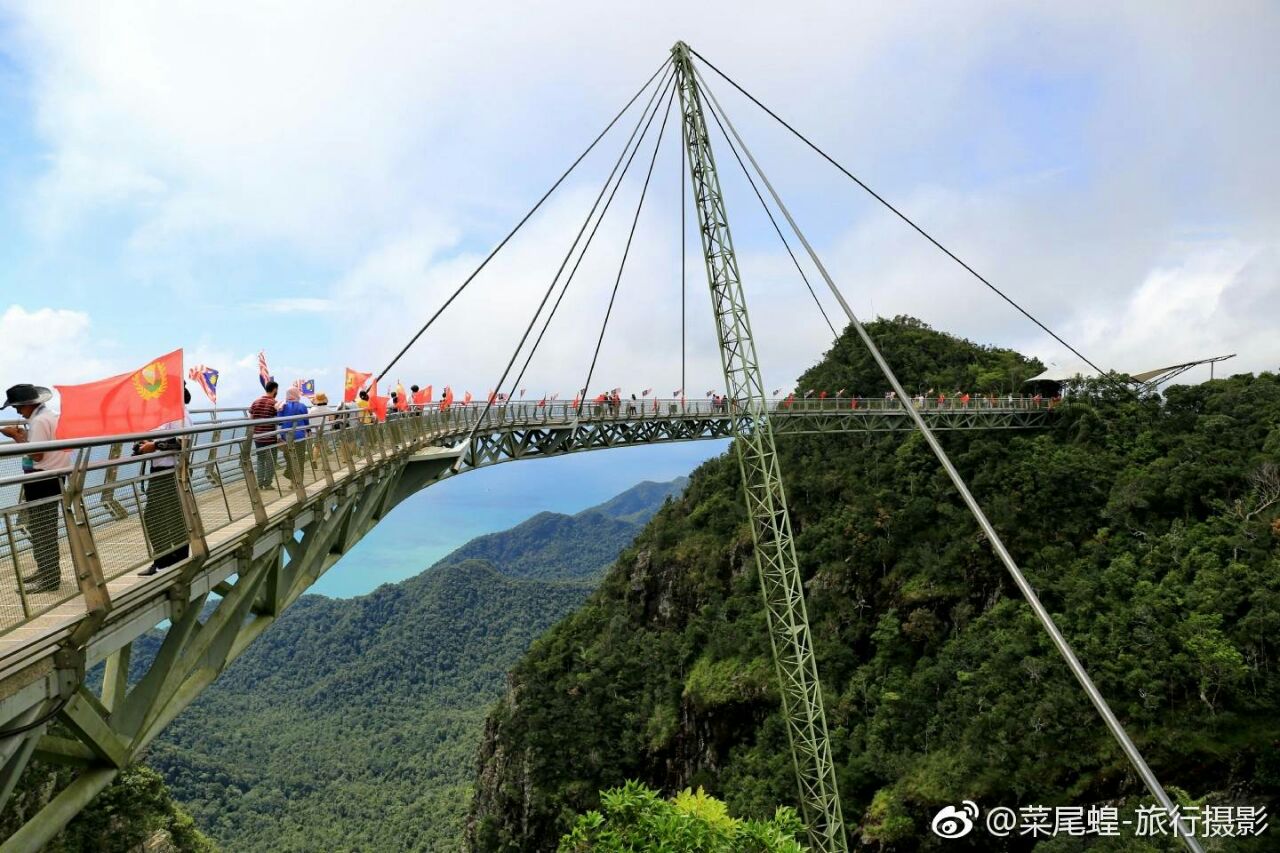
[339,418,360,474]
[62,450,111,616]
[283,432,307,502]
[174,438,209,566]
[314,420,336,487]
[98,443,128,521]
[239,434,268,525]
[203,428,223,487]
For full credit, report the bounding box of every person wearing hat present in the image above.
[1,384,73,592]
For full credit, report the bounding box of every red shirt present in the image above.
[249,394,279,444]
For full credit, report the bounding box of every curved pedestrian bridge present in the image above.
[0,396,1050,850]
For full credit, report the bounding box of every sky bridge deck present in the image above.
[0,396,1053,675]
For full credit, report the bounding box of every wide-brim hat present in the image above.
[2,384,52,409]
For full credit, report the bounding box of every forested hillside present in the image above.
[139,477,683,851]
[468,317,1280,851]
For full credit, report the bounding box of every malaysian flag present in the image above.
[258,351,273,389]
[188,365,219,404]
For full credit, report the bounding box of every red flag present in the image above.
[344,368,372,403]
[819,390,828,400]
[56,349,184,439]
[412,384,432,406]
[537,396,547,408]
[394,381,408,411]
[441,386,454,410]
[463,391,473,405]
[571,394,580,409]
[369,394,389,422]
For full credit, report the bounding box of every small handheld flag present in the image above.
[189,365,219,404]
[258,351,273,390]
[292,379,315,397]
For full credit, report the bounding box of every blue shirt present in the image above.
[278,401,310,441]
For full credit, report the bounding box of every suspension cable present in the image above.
[458,73,676,456]
[506,70,677,400]
[694,65,1204,853]
[373,57,671,384]
[688,47,1125,389]
[702,90,838,338]
[577,85,677,413]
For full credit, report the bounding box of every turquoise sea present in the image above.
[310,440,729,598]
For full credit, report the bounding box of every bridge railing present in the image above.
[0,395,1055,639]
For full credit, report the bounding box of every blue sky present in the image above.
[0,3,1277,591]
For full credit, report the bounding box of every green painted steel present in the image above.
[672,41,848,852]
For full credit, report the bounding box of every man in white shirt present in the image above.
[1,384,73,592]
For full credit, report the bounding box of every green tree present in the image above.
[558,781,806,852]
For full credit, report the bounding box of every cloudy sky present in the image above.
[1,1,1277,407]
[2,4,1278,593]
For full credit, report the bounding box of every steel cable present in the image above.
[577,85,678,413]
[373,57,671,384]
[689,47,1130,392]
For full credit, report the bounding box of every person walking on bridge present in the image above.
[278,386,310,483]
[137,385,193,577]
[1,384,73,592]
[250,380,281,489]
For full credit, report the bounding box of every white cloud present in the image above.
[0,305,113,388]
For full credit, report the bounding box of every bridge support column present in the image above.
[673,41,846,852]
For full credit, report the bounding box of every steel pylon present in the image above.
[672,41,847,852]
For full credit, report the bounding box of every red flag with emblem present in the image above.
[344,368,372,403]
[55,349,185,439]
